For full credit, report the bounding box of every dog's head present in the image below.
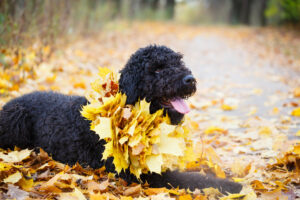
[119,45,196,124]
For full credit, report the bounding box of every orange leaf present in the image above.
[251,180,266,190]
[179,194,193,200]
[144,188,167,195]
[73,82,86,89]
[123,184,141,196]
[294,88,300,98]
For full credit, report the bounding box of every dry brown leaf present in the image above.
[88,180,110,192]
[123,184,141,196]
[132,143,145,155]
[6,184,29,200]
[39,173,63,193]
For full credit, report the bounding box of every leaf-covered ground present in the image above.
[1,22,300,200]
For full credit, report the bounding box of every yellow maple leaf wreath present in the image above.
[81,68,196,178]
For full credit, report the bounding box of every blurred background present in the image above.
[1,0,300,46]
[0,0,299,98]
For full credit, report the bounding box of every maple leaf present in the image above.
[0,149,32,163]
[93,117,113,139]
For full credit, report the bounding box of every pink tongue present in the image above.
[170,98,190,114]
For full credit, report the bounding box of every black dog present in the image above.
[0,45,242,194]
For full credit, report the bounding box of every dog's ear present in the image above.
[119,68,142,105]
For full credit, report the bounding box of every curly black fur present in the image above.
[119,45,196,124]
[0,45,242,194]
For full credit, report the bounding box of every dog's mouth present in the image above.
[160,98,190,114]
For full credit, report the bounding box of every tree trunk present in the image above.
[230,0,242,24]
[151,0,160,10]
[230,0,253,25]
[259,0,267,26]
[165,0,175,19]
[241,0,251,24]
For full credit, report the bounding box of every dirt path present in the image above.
[183,34,300,136]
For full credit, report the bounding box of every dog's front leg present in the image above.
[141,170,242,194]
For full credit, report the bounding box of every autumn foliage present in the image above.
[1,23,300,199]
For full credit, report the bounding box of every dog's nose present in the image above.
[183,75,196,85]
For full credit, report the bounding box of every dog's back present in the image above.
[0,91,105,168]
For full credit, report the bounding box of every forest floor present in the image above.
[0,22,300,200]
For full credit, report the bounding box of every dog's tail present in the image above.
[141,170,243,194]
[0,102,33,149]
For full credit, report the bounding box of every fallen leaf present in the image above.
[18,177,34,191]
[202,187,222,197]
[143,188,167,196]
[204,126,227,135]
[59,187,86,200]
[6,184,29,200]
[90,194,107,200]
[39,173,63,193]
[291,107,300,117]
[4,171,22,184]
[0,162,12,171]
[271,107,279,114]
[149,193,175,200]
[123,184,141,196]
[73,81,86,89]
[293,88,300,98]
[221,104,236,111]
[251,180,266,190]
[258,126,272,136]
[0,149,32,163]
[179,194,193,200]
[220,194,246,200]
[88,180,110,192]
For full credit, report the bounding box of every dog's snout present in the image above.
[183,75,195,85]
